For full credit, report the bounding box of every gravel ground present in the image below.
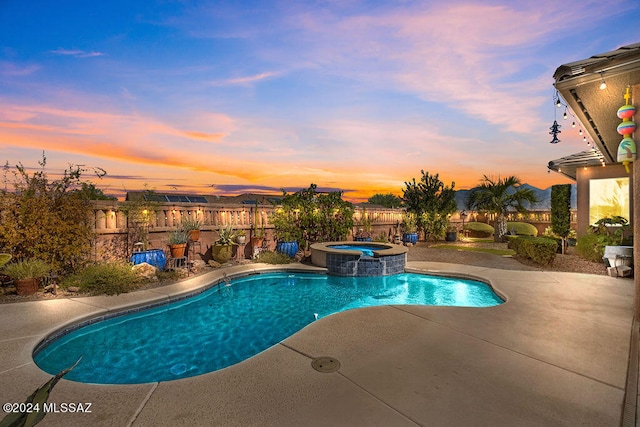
[409,241,607,275]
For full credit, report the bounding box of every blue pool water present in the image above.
[34,272,502,384]
[328,244,386,257]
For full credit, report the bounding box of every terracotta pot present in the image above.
[212,244,234,263]
[250,237,264,249]
[15,278,40,296]
[169,243,187,258]
[188,230,200,242]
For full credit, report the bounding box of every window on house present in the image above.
[589,177,630,225]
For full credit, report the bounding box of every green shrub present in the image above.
[0,154,104,272]
[62,261,144,295]
[373,232,388,242]
[508,236,556,265]
[551,184,572,238]
[2,258,51,280]
[271,184,354,249]
[575,233,615,263]
[506,222,538,236]
[463,222,494,237]
[254,251,292,264]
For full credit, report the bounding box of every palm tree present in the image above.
[467,175,538,242]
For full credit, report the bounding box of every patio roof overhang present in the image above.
[547,149,606,180]
[551,42,640,179]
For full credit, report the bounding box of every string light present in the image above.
[549,90,592,146]
[599,72,607,90]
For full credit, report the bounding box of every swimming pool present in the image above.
[34,272,503,384]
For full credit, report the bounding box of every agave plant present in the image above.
[215,225,238,246]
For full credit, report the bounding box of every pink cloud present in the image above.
[0,61,39,76]
[208,71,281,86]
[281,1,630,133]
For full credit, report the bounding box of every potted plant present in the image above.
[274,226,301,258]
[402,213,418,244]
[213,225,238,263]
[2,258,51,296]
[181,216,203,242]
[236,229,246,244]
[250,205,266,251]
[445,224,458,242]
[167,228,189,258]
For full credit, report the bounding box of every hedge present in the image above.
[463,222,494,237]
[508,236,557,265]
[506,222,538,236]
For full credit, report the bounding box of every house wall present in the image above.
[635,153,640,320]
[632,85,640,321]
[575,163,633,237]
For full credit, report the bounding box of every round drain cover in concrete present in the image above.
[311,356,340,373]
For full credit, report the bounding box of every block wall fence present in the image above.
[89,200,574,261]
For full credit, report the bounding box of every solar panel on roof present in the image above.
[187,196,208,203]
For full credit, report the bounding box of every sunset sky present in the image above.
[1,1,639,201]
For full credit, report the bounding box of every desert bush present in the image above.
[254,250,292,264]
[575,233,616,263]
[0,154,107,272]
[506,222,538,236]
[62,261,144,295]
[508,236,556,265]
[373,232,388,242]
[463,222,494,237]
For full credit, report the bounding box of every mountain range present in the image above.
[454,183,577,211]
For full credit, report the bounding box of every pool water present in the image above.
[34,272,502,384]
[328,244,385,257]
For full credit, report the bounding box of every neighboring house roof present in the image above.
[550,42,640,177]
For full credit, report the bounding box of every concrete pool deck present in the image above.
[0,261,636,426]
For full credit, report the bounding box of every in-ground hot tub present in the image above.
[310,241,408,276]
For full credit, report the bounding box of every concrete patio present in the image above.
[0,260,636,426]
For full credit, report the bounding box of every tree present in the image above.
[467,175,538,242]
[76,182,117,200]
[0,153,107,272]
[367,193,402,208]
[551,184,571,253]
[402,171,457,241]
[119,186,161,251]
[271,184,355,249]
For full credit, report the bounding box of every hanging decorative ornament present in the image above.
[616,87,636,173]
[549,120,561,144]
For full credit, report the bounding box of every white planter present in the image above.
[603,245,633,268]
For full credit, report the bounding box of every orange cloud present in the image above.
[181,131,225,142]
